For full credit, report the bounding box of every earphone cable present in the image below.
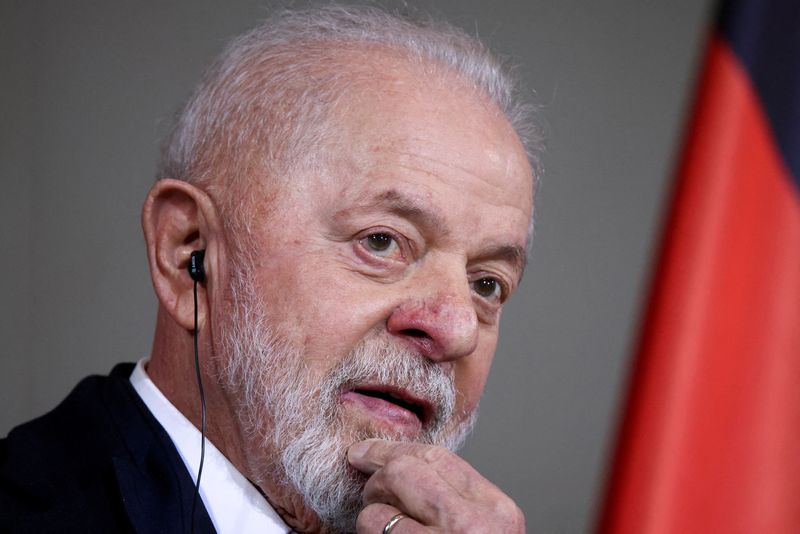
[191,278,207,533]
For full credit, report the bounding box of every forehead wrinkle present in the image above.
[386,144,529,201]
[391,145,501,180]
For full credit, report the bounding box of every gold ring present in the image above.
[382,512,408,534]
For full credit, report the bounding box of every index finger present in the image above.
[346,438,448,474]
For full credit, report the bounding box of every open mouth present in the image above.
[353,388,425,420]
[343,384,432,428]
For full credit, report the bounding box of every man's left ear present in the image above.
[141,178,223,331]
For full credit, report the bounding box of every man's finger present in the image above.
[348,438,525,532]
[360,452,462,525]
[348,438,479,495]
[347,438,453,474]
[356,503,424,534]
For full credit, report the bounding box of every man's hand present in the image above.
[347,439,525,533]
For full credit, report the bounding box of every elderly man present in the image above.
[1,5,539,533]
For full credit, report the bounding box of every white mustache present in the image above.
[319,337,457,437]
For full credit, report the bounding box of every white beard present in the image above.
[215,264,478,533]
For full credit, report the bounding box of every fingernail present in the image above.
[347,440,371,462]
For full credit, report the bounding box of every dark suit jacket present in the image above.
[0,363,215,533]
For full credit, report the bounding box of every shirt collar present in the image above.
[130,358,290,534]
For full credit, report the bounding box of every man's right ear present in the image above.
[141,179,222,331]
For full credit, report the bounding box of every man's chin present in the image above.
[336,415,421,447]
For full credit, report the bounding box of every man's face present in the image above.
[213,64,533,529]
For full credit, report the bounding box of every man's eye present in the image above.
[362,232,399,257]
[473,277,503,301]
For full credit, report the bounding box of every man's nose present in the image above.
[386,271,479,363]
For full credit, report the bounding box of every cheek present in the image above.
[453,338,496,414]
[254,249,396,364]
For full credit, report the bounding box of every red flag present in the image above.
[599,1,800,532]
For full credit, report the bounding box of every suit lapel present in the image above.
[105,364,215,533]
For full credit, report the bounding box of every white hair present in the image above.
[157,3,543,241]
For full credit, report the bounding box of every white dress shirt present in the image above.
[130,359,290,534]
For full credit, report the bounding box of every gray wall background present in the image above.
[1,1,715,532]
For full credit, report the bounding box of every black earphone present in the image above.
[189,249,206,283]
[188,249,207,532]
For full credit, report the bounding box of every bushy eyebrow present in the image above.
[470,244,528,283]
[338,189,451,238]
